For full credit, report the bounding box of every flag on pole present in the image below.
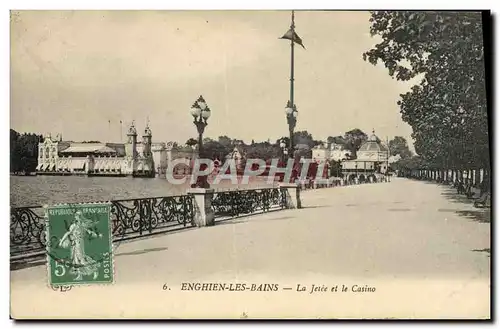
[280,28,306,49]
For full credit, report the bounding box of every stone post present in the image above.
[187,188,215,227]
[279,183,302,209]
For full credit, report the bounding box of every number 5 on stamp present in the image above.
[46,203,114,286]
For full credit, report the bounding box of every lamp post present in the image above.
[285,101,298,158]
[279,138,288,165]
[280,10,303,159]
[190,95,211,188]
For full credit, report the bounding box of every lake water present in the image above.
[10,175,277,208]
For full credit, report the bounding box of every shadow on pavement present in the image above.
[10,259,46,271]
[116,247,169,257]
[216,215,294,226]
[441,191,476,204]
[456,210,491,224]
[434,184,491,224]
[300,205,331,209]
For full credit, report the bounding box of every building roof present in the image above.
[358,131,388,152]
[60,144,118,154]
[106,143,126,156]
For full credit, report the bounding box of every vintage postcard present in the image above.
[10,9,491,319]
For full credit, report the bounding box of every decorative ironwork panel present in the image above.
[10,195,195,262]
[10,206,46,256]
[111,195,195,240]
[212,187,287,218]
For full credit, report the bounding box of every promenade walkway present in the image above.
[11,178,490,319]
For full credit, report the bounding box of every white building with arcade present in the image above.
[36,122,155,177]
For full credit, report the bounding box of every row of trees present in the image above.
[364,11,490,173]
[185,132,321,161]
[10,129,43,174]
[183,129,413,163]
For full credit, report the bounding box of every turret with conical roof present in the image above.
[127,121,137,142]
[142,120,152,157]
[125,121,138,161]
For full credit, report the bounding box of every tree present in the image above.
[231,139,245,146]
[363,11,489,172]
[185,138,198,147]
[245,142,280,161]
[293,130,316,149]
[10,130,42,173]
[200,140,231,160]
[389,136,412,159]
[343,129,368,158]
[10,129,20,172]
[327,135,346,147]
[328,159,343,177]
[217,136,232,148]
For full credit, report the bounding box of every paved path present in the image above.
[11,178,490,319]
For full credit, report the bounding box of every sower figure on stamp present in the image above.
[58,211,102,281]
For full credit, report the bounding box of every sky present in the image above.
[10,10,416,150]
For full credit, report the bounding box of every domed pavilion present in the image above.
[340,130,390,181]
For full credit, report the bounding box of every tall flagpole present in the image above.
[289,10,295,154]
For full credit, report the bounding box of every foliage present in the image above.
[10,129,43,173]
[391,155,427,171]
[185,138,198,147]
[245,142,281,161]
[343,129,368,158]
[327,135,347,148]
[293,130,316,149]
[364,11,489,170]
[389,136,412,159]
[328,159,343,177]
[189,127,375,163]
[217,136,233,148]
[200,139,231,160]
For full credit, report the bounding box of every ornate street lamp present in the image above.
[190,95,211,188]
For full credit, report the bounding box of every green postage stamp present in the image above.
[46,203,114,286]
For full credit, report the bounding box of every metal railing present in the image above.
[10,195,195,264]
[10,187,291,265]
[211,187,288,219]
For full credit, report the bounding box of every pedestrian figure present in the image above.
[474,174,491,208]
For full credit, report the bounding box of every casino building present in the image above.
[36,122,156,177]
